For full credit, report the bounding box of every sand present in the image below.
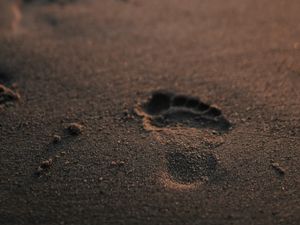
[0,0,299,225]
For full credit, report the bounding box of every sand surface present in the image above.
[0,0,299,224]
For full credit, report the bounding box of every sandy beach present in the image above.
[0,0,299,224]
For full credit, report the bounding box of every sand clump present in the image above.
[110,160,125,167]
[67,123,84,135]
[36,158,53,176]
[53,134,62,143]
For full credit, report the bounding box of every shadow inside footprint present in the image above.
[144,91,172,115]
[166,152,218,183]
[141,91,231,132]
[0,69,12,85]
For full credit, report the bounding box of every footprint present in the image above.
[166,152,218,184]
[136,91,231,132]
[0,84,20,105]
[135,91,232,190]
[0,68,20,106]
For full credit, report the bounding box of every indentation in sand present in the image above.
[135,91,230,190]
[135,90,231,132]
[166,151,218,183]
[158,151,220,191]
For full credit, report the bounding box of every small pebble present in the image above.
[67,123,83,135]
[211,130,218,135]
[36,166,44,173]
[53,135,61,143]
[111,160,125,167]
[40,159,53,169]
[35,158,53,176]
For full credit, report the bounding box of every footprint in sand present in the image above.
[0,69,20,107]
[136,91,231,132]
[135,91,232,190]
